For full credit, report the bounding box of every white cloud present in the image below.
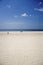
[39,2,42,5]
[30,14,31,16]
[14,15,18,18]
[34,8,43,12]
[6,5,11,8]
[21,13,28,17]
[14,13,31,18]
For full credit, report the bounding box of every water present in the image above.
[0,29,43,31]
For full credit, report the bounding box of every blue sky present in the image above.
[0,0,43,29]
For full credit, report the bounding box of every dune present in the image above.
[0,32,43,65]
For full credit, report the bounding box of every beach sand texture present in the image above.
[0,32,43,65]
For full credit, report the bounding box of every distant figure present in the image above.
[20,30,23,32]
[7,32,9,35]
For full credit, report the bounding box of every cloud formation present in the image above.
[34,8,43,12]
[39,2,42,5]
[30,14,32,16]
[13,13,31,18]
[14,15,18,18]
[6,5,11,8]
[21,13,28,17]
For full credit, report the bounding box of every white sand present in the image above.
[0,32,43,65]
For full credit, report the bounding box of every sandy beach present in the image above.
[0,32,43,65]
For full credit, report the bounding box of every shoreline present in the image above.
[0,31,43,34]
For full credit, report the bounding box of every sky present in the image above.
[0,0,43,29]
